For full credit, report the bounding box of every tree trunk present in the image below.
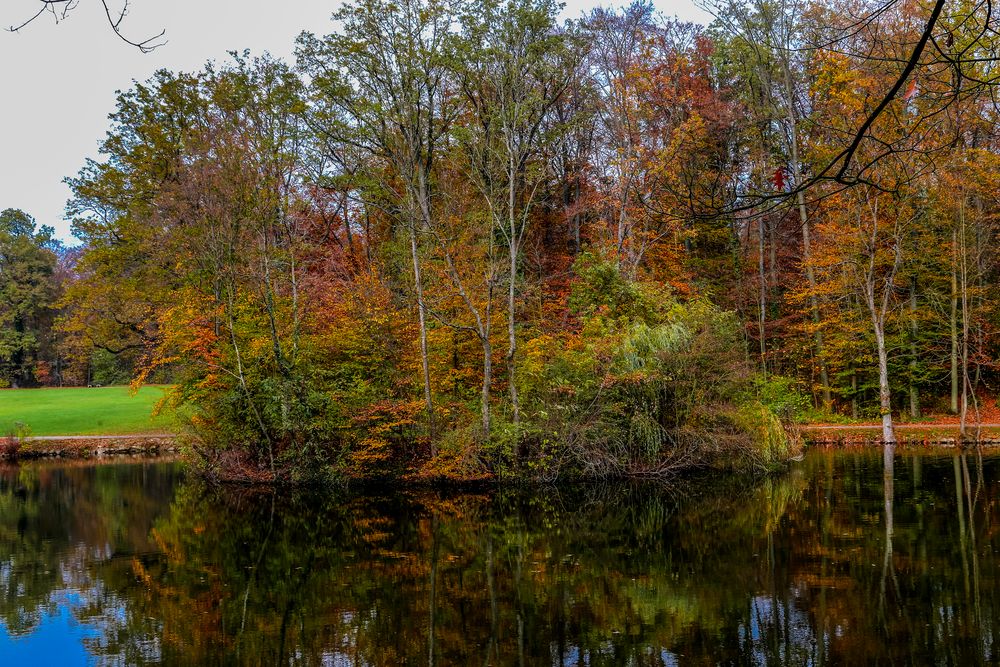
[435,239,494,443]
[908,279,920,418]
[342,190,355,258]
[951,227,960,414]
[758,216,767,376]
[409,225,435,448]
[959,207,971,441]
[850,368,859,420]
[573,174,582,254]
[874,321,895,444]
[507,158,520,427]
[482,338,493,437]
[414,164,439,446]
[769,215,777,286]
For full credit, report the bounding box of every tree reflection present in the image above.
[0,454,999,664]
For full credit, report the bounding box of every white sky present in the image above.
[0,0,711,243]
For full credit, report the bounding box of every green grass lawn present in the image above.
[0,386,176,437]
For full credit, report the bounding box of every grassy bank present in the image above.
[0,386,175,437]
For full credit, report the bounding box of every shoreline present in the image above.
[801,421,1000,446]
[4,434,179,460]
[4,424,998,468]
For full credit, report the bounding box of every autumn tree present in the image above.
[453,0,576,429]
[297,0,459,443]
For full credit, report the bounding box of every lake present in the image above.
[0,449,995,665]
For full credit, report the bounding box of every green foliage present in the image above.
[0,209,59,388]
[748,375,812,421]
[89,348,132,386]
[568,253,650,320]
[515,262,791,479]
[729,401,797,470]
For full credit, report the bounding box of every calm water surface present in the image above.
[0,450,997,665]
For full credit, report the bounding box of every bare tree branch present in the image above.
[7,0,165,52]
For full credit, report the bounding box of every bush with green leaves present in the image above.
[515,257,795,479]
[747,375,812,421]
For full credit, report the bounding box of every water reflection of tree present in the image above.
[0,461,180,647]
[2,455,1000,664]
[86,476,814,664]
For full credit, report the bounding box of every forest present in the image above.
[2,0,999,482]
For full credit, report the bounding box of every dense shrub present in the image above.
[748,376,812,422]
[513,258,795,479]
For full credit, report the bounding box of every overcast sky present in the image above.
[0,0,711,243]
